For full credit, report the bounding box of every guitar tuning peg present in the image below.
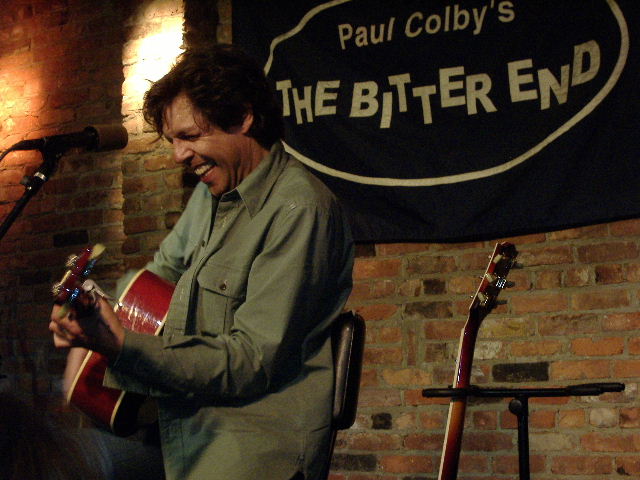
[511,262,524,269]
[495,299,508,306]
[52,271,71,297]
[65,254,79,268]
[495,278,516,289]
[52,282,64,296]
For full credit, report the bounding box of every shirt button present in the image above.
[219,281,228,291]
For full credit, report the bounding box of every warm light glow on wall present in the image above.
[0,64,44,149]
[122,3,184,132]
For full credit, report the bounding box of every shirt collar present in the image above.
[221,141,289,217]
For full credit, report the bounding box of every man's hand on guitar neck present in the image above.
[49,296,125,362]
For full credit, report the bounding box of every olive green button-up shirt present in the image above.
[105,142,354,479]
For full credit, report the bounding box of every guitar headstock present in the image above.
[52,244,105,308]
[470,242,518,319]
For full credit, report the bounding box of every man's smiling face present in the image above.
[162,92,257,197]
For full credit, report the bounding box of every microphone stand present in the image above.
[423,382,625,480]
[0,146,63,242]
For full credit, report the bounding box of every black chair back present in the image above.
[325,311,365,477]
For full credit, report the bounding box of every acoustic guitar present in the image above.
[53,245,175,436]
[438,242,518,480]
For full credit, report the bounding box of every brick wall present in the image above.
[1,1,639,478]
[0,0,186,395]
[342,225,640,479]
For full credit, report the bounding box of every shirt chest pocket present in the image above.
[196,263,248,335]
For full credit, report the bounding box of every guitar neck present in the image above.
[438,322,480,480]
[436,242,518,480]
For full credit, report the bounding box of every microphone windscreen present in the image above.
[87,124,129,151]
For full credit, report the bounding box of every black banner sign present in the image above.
[233,1,640,242]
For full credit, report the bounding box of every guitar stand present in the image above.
[422,382,625,480]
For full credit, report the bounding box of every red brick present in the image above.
[347,433,403,451]
[459,251,497,270]
[122,135,159,154]
[403,433,443,451]
[354,304,398,321]
[122,175,163,195]
[516,246,573,266]
[548,224,609,240]
[510,292,568,314]
[571,288,630,310]
[502,269,531,291]
[0,168,25,185]
[366,325,402,344]
[447,275,479,294]
[397,278,422,297]
[463,432,513,451]
[406,255,456,274]
[424,319,464,340]
[39,108,75,126]
[550,455,612,474]
[571,337,624,356]
[472,411,497,430]
[530,410,556,428]
[602,312,640,331]
[550,360,610,380]
[577,242,639,263]
[581,432,640,452]
[370,280,397,299]
[419,411,446,429]
[123,215,158,235]
[424,343,448,362]
[509,340,563,357]
[357,388,402,408]
[458,453,489,473]
[164,171,184,189]
[534,269,562,289]
[616,456,640,475]
[407,301,453,321]
[595,264,626,284]
[381,368,432,387]
[564,266,592,286]
[558,409,585,428]
[359,369,378,388]
[610,218,640,236]
[493,454,546,474]
[613,360,640,378]
[628,263,640,282]
[353,257,401,280]
[379,454,434,473]
[363,347,403,365]
[629,337,640,355]
[0,185,24,202]
[620,407,640,428]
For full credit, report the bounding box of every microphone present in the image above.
[10,124,128,153]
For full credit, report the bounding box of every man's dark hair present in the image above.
[143,44,284,148]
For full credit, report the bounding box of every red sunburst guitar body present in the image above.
[54,247,175,436]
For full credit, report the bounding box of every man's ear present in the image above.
[228,109,254,135]
[239,109,254,134]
